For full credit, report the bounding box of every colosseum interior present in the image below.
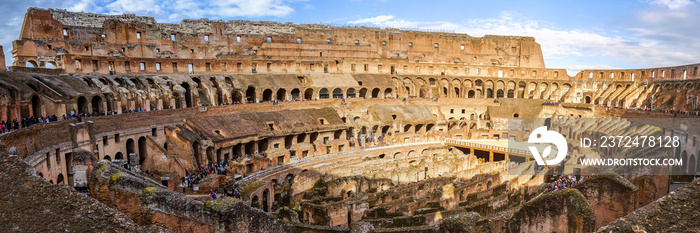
[0,7,699,233]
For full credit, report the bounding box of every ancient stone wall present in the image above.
[12,8,551,75]
[0,46,6,71]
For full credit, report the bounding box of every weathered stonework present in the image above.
[0,7,698,233]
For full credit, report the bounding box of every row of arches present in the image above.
[240,87,396,103]
[394,77,572,101]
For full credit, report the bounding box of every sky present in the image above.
[1,0,700,76]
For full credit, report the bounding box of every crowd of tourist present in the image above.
[0,108,149,134]
[181,161,230,190]
[544,175,584,193]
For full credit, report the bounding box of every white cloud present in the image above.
[348,11,700,74]
[650,0,695,10]
[105,0,162,14]
[348,15,462,32]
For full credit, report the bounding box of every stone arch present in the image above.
[381,125,390,135]
[103,155,111,160]
[452,79,461,97]
[346,88,356,98]
[246,86,256,103]
[77,96,88,114]
[304,88,314,100]
[467,90,475,98]
[262,188,270,212]
[126,138,135,163]
[371,88,381,98]
[689,154,697,176]
[291,88,300,100]
[359,88,368,98]
[426,123,435,132]
[115,152,124,160]
[404,124,413,133]
[138,136,147,165]
[209,77,223,105]
[403,78,415,97]
[181,82,194,107]
[91,95,103,113]
[25,60,38,68]
[384,88,393,98]
[319,88,330,99]
[31,95,41,117]
[262,89,273,102]
[332,88,343,98]
[56,173,65,185]
[276,88,287,101]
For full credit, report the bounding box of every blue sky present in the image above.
[1,0,700,76]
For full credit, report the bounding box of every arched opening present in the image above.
[689,155,697,176]
[381,126,390,135]
[31,95,41,117]
[371,88,380,98]
[585,96,591,104]
[467,90,475,98]
[507,89,514,98]
[346,88,356,98]
[496,89,504,98]
[262,189,270,212]
[304,88,314,100]
[359,88,368,98]
[332,88,343,98]
[182,82,193,108]
[91,96,103,113]
[77,96,88,114]
[103,155,111,160]
[126,139,135,163]
[138,136,147,165]
[426,123,435,132]
[291,88,300,100]
[486,89,493,98]
[56,174,65,185]
[246,86,256,103]
[384,88,393,98]
[115,152,124,160]
[319,88,329,99]
[275,88,286,101]
[25,60,38,68]
[262,89,273,102]
[681,150,688,174]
